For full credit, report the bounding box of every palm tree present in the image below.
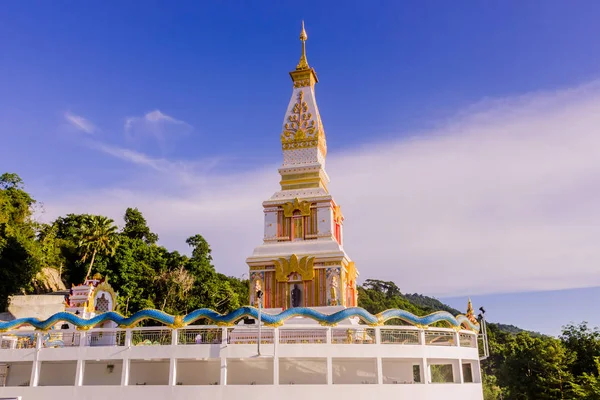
[78,215,119,280]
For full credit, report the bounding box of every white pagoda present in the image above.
[246,22,358,310]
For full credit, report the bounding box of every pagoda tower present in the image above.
[246,22,358,310]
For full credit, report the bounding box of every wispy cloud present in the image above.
[64,112,96,134]
[43,80,600,297]
[124,110,192,150]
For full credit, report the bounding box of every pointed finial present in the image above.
[296,21,309,70]
[300,20,307,41]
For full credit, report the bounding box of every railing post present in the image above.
[125,329,132,347]
[121,329,131,386]
[421,358,429,384]
[420,329,428,384]
[456,359,464,383]
[220,357,227,385]
[455,330,460,347]
[326,327,331,344]
[79,331,87,348]
[29,333,43,387]
[376,357,383,384]
[168,328,178,386]
[375,327,381,344]
[221,327,228,345]
[273,327,279,385]
[75,359,84,386]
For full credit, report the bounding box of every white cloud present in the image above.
[44,80,600,297]
[64,112,96,134]
[124,110,192,150]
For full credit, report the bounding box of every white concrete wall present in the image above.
[0,382,485,400]
[176,360,220,385]
[83,360,122,386]
[39,361,77,386]
[129,360,169,386]
[317,205,332,236]
[279,358,327,385]
[227,359,273,385]
[264,209,278,240]
[382,358,420,384]
[5,362,32,387]
[332,358,377,384]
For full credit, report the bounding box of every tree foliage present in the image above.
[0,173,41,309]
[78,215,119,280]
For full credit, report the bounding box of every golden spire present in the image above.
[466,298,478,324]
[296,21,310,70]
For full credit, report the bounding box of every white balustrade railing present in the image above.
[331,327,376,344]
[227,327,274,344]
[0,332,37,349]
[424,330,456,346]
[87,330,126,347]
[279,328,327,344]
[459,332,477,348]
[130,329,172,346]
[0,325,478,349]
[380,328,421,345]
[178,328,222,345]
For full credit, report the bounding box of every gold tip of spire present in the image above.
[300,20,307,41]
[296,21,309,70]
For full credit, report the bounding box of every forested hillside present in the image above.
[1,172,599,399]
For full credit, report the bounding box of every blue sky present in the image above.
[2,1,600,336]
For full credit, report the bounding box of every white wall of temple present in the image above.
[279,358,327,385]
[0,337,480,365]
[263,208,278,240]
[83,360,123,386]
[317,203,333,237]
[38,360,77,386]
[129,360,170,386]
[282,147,325,167]
[0,383,485,400]
[176,360,220,385]
[382,358,421,384]
[3,361,32,387]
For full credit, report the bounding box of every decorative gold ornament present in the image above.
[281,90,321,149]
[265,321,285,328]
[333,205,343,224]
[346,261,357,284]
[170,315,185,329]
[274,254,315,282]
[296,21,309,71]
[318,320,337,327]
[282,197,312,217]
[293,79,311,88]
[466,298,478,324]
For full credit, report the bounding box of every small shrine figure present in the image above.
[291,284,302,307]
[329,275,338,306]
[253,279,262,308]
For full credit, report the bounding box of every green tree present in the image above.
[561,322,600,377]
[122,207,158,244]
[78,215,119,280]
[183,234,245,314]
[570,357,600,399]
[0,173,41,309]
[498,332,574,399]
